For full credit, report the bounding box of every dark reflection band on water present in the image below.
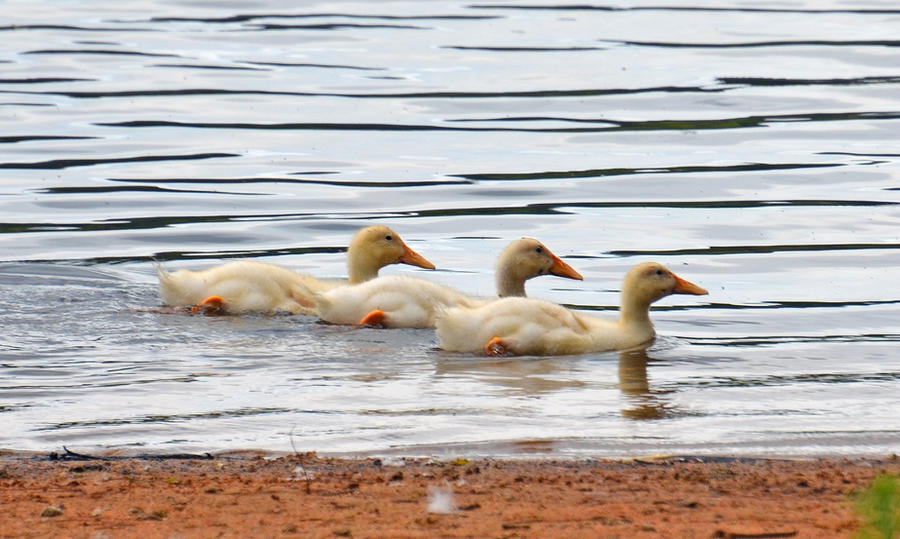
[671,371,900,389]
[688,334,900,346]
[607,243,900,257]
[607,39,900,48]
[106,177,473,188]
[469,5,900,15]
[0,135,97,143]
[10,86,900,101]
[138,13,503,23]
[0,153,237,170]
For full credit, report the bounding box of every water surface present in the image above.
[1,0,898,458]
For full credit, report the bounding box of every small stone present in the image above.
[41,505,63,518]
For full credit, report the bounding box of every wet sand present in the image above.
[1,451,897,538]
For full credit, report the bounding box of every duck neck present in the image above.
[617,297,654,332]
[496,266,527,297]
[347,253,379,284]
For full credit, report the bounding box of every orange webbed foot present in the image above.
[358,309,386,327]
[484,337,511,356]
[190,296,227,315]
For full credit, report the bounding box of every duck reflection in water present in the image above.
[618,347,677,420]
[435,346,680,418]
[433,356,588,396]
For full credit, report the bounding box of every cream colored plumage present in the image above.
[313,237,583,328]
[315,275,481,328]
[156,225,434,315]
[158,260,328,315]
[435,262,708,356]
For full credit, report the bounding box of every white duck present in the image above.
[156,225,435,315]
[435,262,708,356]
[313,237,583,328]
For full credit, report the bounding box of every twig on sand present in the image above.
[713,529,798,538]
[51,446,213,461]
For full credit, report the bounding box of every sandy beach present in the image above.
[1,451,897,538]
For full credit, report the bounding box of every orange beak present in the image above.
[549,253,583,281]
[398,242,436,270]
[672,274,708,295]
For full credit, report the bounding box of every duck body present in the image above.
[315,275,483,328]
[435,297,649,355]
[312,237,583,328]
[436,262,708,356]
[156,225,434,315]
[157,260,329,315]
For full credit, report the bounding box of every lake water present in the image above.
[1,0,898,459]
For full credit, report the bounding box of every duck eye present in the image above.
[384,235,393,241]
[655,269,663,276]
[535,247,543,254]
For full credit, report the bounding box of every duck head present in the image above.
[622,262,708,309]
[495,238,583,297]
[347,225,435,283]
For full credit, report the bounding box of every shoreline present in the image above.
[2,451,897,537]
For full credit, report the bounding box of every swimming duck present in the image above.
[156,225,435,315]
[313,237,583,328]
[435,262,707,356]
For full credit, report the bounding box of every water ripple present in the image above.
[719,76,900,87]
[0,24,153,32]
[689,334,900,347]
[0,77,95,84]
[608,242,900,257]
[5,85,723,100]
[89,111,900,133]
[38,407,292,431]
[675,371,900,389]
[445,46,603,52]
[140,13,501,24]
[455,162,844,181]
[450,111,900,131]
[0,152,236,170]
[109,176,471,188]
[611,39,900,49]
[242,60,383,71]
[23,48,181,58]
[471,4,900,15]
[35,185,260,196]
[1,135,97,144]
[245,23,426,31]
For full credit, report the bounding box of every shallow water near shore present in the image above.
[1,0,898,458]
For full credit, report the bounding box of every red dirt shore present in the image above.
[1,452,897,538]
